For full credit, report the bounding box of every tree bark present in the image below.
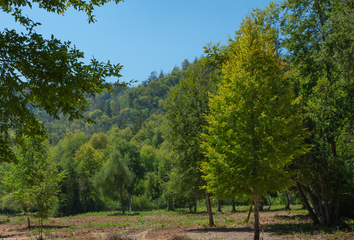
[295,181,320,224]
[206,193,214,226]
[285,193,290,210]
[253,186,260,240]
[188,201,193,213]
[120,187,125,214]
[318,172,330,226]
[335,194,341,225]
[194,197,197,213]
[231,200,236,213]
[259,197,264,211]
[308,193,319,215]
[128,194,134,212]
[246,202,253,223]
[168,197,173,211]
[217,199,222,212]
[267,196,272,211]
[27,216,31,229]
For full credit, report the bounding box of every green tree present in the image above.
[74,143,104,211]
[1,0,127,164]
[140,145,157,173]
[201,17,309,240]
[94,149,133,214]
[89,132,109,150]
[164,58,216,225]
[50,130,89,215]
[265,0,354,225]
[4,138,65,230]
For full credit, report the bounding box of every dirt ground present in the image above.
[0,209,353,240]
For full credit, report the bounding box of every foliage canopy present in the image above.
[0,0,127,163]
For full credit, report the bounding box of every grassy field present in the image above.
[0,205,353,239]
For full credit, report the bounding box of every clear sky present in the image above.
[1,0,278,86]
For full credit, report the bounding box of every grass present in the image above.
[0,205,353,239]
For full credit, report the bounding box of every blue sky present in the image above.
[1,0,278,86]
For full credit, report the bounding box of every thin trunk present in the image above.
[168,197,173,211]
[307,191,319,216]
[330,137,337,158]
[206,193,214,226]
[231,200,236,213]
[295,181,320,225]
[285,193,290,210]
[259,198,264,211]
[27,216,31,229]
[253,186,260,240]
[267,196,272,211]
[194,198,197,213]
[318,172,330,226]
[217,199,222,212]
[318,196,324,224]
[128,194,134,212]
[301,183,321,217]
[120,188,125,214]
[246,202,253,223]
[188,201,193,213]
[335,195,341,225]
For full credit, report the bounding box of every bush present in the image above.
[132,194,153,211]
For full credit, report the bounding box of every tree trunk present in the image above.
[253,186,260,240]
[168,197,173,211]
[188,201,193,213]
[206,193,214,226]
[259,197,264,211]
[295,181,320,225]
[231,200,236,213]
[335,195,341,225]
[194,197,197,213]
[120,189,125,214]
[307,189,319,216]
[285,193,290,210]
[246,202,253,223]
[217,199,222,212]
[318,172,330,226]
[27,216,31,229]
[267,196,272,210]
[128,194,134,212]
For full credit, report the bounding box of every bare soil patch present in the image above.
[0,207,353,239]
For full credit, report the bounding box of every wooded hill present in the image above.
[2,1,354,239]
[0,59,201,216]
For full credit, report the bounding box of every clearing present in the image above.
[0,205,353,239]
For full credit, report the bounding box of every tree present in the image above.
[4,138,65,231]
[74,143,104,211]
[49,130,89,215]
[164,58,217,225]
[89,132,109,150]
[201,17,309,240]
[94,149,133,214]
[259,0,354,225]
[0,0,128,164]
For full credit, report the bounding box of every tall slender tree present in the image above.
[164,58,217,225]
[94,149,133,214]
[4,138,65,229]
[201,17,309,240]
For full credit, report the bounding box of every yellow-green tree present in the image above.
[4,138,65,232]
[201,17,309,240]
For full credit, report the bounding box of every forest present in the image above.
[1,0,354,240]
